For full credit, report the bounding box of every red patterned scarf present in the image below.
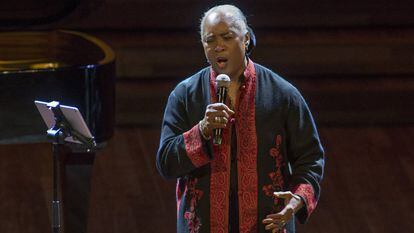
[209,60,258,233]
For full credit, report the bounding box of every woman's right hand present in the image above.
[199,103,235,138]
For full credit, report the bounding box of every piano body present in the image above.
[0,30,115,144]
[0,30,115,233]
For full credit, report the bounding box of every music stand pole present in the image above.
[52,140,61,233]
[46,102,67,233]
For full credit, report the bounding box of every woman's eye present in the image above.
[205,38,214,43]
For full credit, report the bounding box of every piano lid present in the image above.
[0,30,114,72]
[0,30,115,145]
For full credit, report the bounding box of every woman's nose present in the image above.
[215,44,225,52]
[214,40,225,52]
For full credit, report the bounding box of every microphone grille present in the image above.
[215,74,231,88]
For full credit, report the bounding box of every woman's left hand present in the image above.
[262,191,303,232]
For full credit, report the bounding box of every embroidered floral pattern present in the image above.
[262,134,285,211]
[291,183,316,216]
[208,60,258,233]
[184,178,204,233]
[209,68,231,233]
[183,125,210,168]
[237,61,258,233]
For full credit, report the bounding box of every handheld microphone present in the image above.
[213,74,231,145]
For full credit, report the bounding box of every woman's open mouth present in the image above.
[216,57,228,69]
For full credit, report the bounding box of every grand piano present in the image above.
[0,30,115,144]
[0,30,115,233]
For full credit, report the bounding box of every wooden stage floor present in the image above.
[0,126,412,233]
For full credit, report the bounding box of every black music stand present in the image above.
[35,100,96,233]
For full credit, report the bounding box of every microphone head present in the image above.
[215,74,231,88]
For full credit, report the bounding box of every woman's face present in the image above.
[202,12,249,79]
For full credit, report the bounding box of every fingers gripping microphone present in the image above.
[214,74,231,145]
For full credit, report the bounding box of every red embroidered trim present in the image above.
[210,143,230,233]
[291,183,317,216]
[184,178,204,233]
[176,179,184,217]
[262,134,285,213]
[209,60,258,233]
[183,124,210,167]
[209,69,231,233]
[237,60,258,233]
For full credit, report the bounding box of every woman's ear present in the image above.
[245,26,256,56]
[245,33,250,48]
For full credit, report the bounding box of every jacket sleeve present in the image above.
[285,89,325,224]
[156,88,212,179]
